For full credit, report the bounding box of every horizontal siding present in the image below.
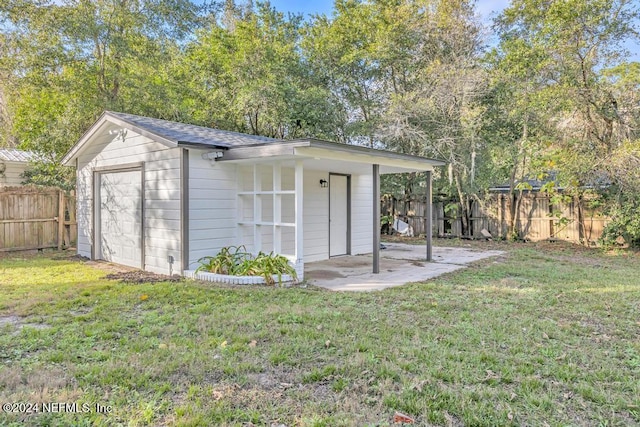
[187,150,237,269]
[187,188,236,200]
[303,169,329,262]
[144,188,180,200]
[145,178,180,191]
[146,218,180,231]
[76,167,93,259]
[76,129,182,275]
[351,174,373,255]
[145,199,181,211]
[0,162,30,186]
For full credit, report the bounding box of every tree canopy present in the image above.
[1,0,639,243]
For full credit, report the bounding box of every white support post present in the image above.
[273,163,282,254]
[253,164,262,253]
[373,164,380,274]
[426,170,433,261]
[294,160,304,280]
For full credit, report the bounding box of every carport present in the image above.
[305,242,505,291]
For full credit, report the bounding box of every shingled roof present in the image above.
[108,111,282,148]
[63,111,447,168]
[0,148,37,163]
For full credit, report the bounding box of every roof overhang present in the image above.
[216,139,445,174]
[61,111,179,166]
[63,114,446,173]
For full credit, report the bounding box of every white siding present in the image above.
[0,162,30,186]
[76,129,181,275]
[187,150,237,269]
[302,170,373,261]
[303,169,329,262]
[350,173,373,255]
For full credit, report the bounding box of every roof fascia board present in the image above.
[102,112,177,148]
[176,141,229,150]
[217,139,446,168]
[61,111,177,166]
[296,146,435,172]
[302,139,446,166]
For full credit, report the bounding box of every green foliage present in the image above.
[1,0,638,234]
[196,246,297,285]
[0,0,204,187]
[2,245,640,425]
[195,245,250,275]
[601,193,640,248]
[380,214,393,227]
[21,160,76,191]
[176,2,345,140]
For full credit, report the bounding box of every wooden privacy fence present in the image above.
[381,192,609,245]
[0,186,77,252]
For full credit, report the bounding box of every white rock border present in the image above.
[184,270,295,285]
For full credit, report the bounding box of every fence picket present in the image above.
[0,187,77,252]
[381,193,609,245]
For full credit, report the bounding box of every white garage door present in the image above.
[98,170,143,268]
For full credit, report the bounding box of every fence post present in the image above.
[69,190,77,247]
[57,189,65,250]
[426,170,433,261]
[497,194,503,239]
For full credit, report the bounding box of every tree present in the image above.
[491,0,640,243]
[303,0,386,146]
[176,2,345,140]
[305,0,486,235]
[0,0,203,185]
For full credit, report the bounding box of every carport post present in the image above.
[295,160,304,280]
[373,164,380,274]
[426,170,433,262]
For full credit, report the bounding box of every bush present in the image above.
[195,246,297,285]
[601,194,640,249]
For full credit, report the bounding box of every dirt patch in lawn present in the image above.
[0,315,21,327]
[105,270,184,284]
[0,315,51,332]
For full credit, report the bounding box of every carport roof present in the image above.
[214,138,445,173]
[62,111,446,168]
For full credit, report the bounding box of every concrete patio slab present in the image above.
[305,243,505,291]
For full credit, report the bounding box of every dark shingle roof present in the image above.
[109,111,282,148]
[0,148,37,162]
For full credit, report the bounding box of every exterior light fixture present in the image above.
[319,179,328,188]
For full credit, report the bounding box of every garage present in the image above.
[96,168,143,269]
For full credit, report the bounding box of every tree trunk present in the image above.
[454,173,470,237]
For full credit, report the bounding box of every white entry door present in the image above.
[98,170,143,268]
[329,174,348,256]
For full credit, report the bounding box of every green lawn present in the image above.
[0,243,639,426]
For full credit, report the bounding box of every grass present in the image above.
[0,243,639,426]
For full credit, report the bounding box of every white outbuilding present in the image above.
[0,148,36,187]
[62,111,444,278]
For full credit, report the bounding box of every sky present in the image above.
[268,0,509,22]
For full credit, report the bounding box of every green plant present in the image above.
[251,251,298,286]
[195,246,297,285]
[195,246,251,275]
[380,214,393,234]
[601,195,640,249]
